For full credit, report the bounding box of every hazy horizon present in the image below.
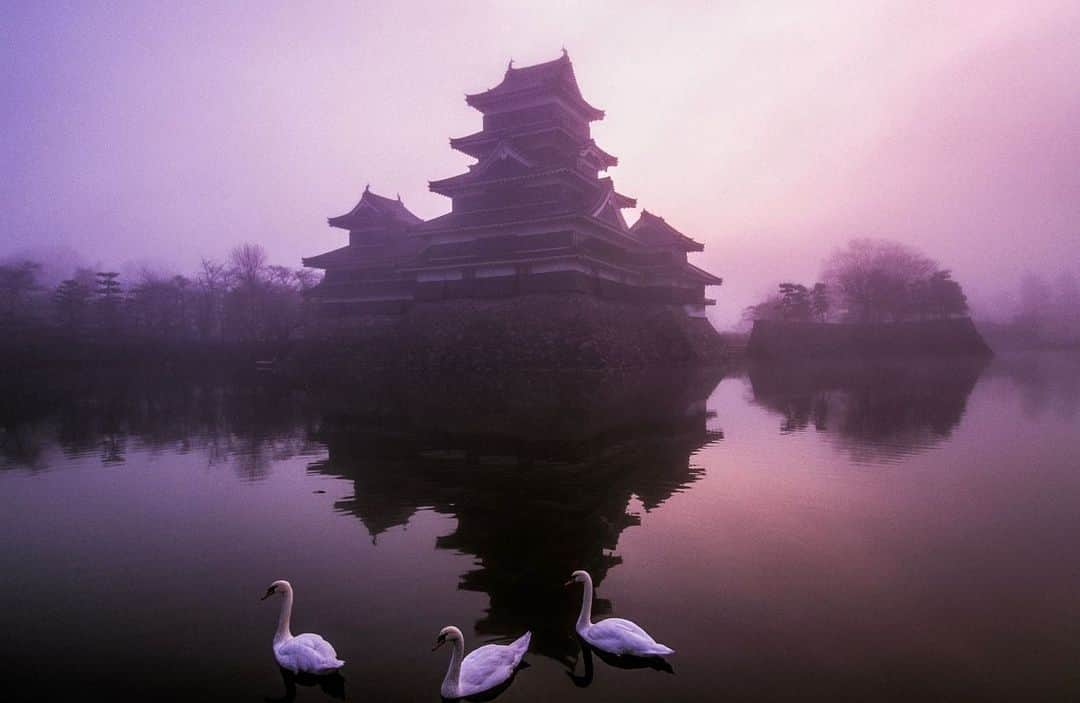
[3,1,1079,327]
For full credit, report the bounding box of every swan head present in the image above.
[564,570,592,587]
[260,579,291,601]
[432,625,463,651]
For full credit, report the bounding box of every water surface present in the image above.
[1,353,1078,701]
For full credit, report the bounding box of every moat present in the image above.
[2,352,1078,701]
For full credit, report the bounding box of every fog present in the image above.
[3,0,1078,327]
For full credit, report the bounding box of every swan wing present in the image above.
[594,617,650,640]
[457,641,526,696]
[586,618,673,656]
[276,633,344,674]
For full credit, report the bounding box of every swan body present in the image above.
[261,580,345,675]
[434,625,531,699]
[567,570,674,657]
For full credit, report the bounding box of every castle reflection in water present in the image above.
[306,368,725,663]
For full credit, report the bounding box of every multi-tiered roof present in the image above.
[304,53,721,315]
[421,51,638,235]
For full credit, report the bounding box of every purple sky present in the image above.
[3,1,1078,326]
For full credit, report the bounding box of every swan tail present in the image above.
[510,631,532,658]
[650,644,674,656]
[321,659,345,672]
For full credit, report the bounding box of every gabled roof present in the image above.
[465,51,604,121]
[472,140,534,174]
[595,177,637,208]
[328,186,423,231]
[630,210,704,252]
[587,178,636,231]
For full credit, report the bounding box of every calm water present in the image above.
[2,353,1079,701]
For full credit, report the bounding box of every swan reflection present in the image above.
[264,668,345,703]
[567,641,675,688]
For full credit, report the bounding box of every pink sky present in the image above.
[3,1,1078,326]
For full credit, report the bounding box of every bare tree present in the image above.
[196,258,231,342]
[823,239,939,323]
[267,265,296,289]
[226,243,271,341]
[229,243,268,289]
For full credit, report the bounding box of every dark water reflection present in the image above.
[2,353,1079,701]
[748,358,988,462]
[0,370,322,476]
[310,370,722,665]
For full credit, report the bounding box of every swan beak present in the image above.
[563,580,574,587]
[432,640,445,651]
[260,592,272,601]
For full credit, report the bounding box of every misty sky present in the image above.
[3,1,1079,326]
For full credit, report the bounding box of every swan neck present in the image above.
[441,638,465,697]
[576,577,594,632]
[275,587,294,644]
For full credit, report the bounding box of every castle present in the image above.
[303,52,722,323]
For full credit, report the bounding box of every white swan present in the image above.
[261,580,345,675]
[433,625,531,699]
[566,570,674,657]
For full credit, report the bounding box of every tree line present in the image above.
[745,239,969,324]
[0,243,321,346]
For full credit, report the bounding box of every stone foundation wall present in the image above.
[747,318,992,360]
[292,293,726,377]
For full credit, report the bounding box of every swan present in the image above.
[261,580,345,675]
[566,570,674,657]
[433,625,531,699]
